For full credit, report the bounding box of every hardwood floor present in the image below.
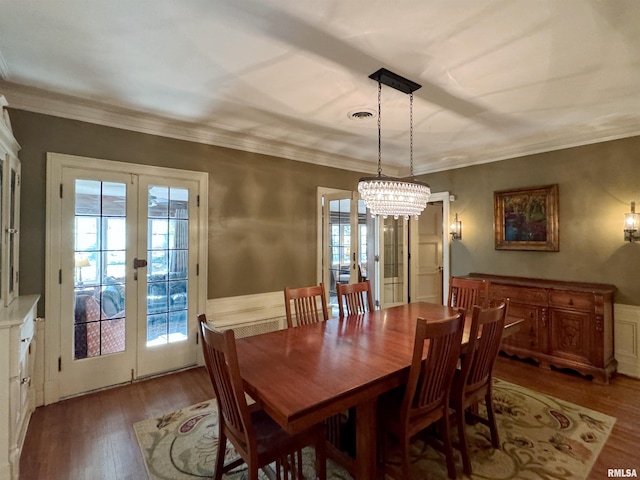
[20,367,214,480]
[20,357,639,479]
[494,354,640,478]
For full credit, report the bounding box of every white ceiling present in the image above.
[1,0,640,176]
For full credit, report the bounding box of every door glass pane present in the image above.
[8,166,16,294]
[73,180,127,359]
[328,198,351,313]
[147,185,189,346]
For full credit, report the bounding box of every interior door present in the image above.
[409,203,443,303]
[56,164,202,398]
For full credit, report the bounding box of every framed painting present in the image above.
[494,184,559,251]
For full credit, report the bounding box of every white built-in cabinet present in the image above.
[0,95,40,480]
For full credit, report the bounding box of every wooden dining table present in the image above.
[236,302,521,479]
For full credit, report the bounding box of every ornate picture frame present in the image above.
[494,184,559,251]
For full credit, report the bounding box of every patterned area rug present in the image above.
[133,379,615,479]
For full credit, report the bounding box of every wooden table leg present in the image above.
[355,398,377,479]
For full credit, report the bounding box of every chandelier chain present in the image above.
[410,92,414,178]
[377,81,382,176]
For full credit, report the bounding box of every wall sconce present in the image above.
[624,202,639,242]
[450,213,462,240]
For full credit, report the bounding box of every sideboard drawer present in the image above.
[549,290,594,312]
[490,285,547,306]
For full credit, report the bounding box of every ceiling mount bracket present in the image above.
[368,68,422,95]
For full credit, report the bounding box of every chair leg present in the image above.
[485,392,500,448]
[440,415,458,479]
[214,430,226,480]
[401,436,411,480]
[316,435,327,480]
[456,406,472,476]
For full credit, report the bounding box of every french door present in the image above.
[320,191,374,316]
[47,154,206,400]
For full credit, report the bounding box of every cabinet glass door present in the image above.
[1,155,20,306]
[379,217,408,308]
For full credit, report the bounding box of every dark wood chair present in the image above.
[450,300,509,476]
[284,283,329,328]
[448,277,490,312]
[336,280,374,317]
[379,312,466,480]
[198,314,327,480]
[283,284,353,467]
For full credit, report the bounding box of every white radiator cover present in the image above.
[206,291,287,338]
[614,303,640,378]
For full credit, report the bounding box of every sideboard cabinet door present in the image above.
[549,308,593,366]
[492,284,548,355]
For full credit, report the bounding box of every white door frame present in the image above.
[426,191,451,304]
[44,153,208,404]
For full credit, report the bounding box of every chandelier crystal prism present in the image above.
[358,68,430,220]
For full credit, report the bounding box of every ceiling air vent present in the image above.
[348,109,375,120]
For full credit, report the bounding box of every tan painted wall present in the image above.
[420,136,640,305]
[10,109,362,315]
[10,109,640,315]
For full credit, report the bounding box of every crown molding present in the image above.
[0,81,400,176]
[3,81,638,178]
[415,119,640,175]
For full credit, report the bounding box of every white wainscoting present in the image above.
[614,303,640,378]
[205,291,287,338]
[204,295,640,379]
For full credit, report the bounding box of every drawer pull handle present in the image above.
[21,376,31,385]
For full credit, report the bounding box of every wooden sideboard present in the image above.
[467,273,616,384]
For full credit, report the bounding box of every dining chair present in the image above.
[447,277,490,312]
[284,283,329,328]
[379,312,466,480]
[198,314,327,480]
[336,280,374,317]
[283,284,351,463]
[450,300,509,476]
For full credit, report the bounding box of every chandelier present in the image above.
[358,68,430,220]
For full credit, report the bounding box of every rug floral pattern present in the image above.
[133,379,615,479]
